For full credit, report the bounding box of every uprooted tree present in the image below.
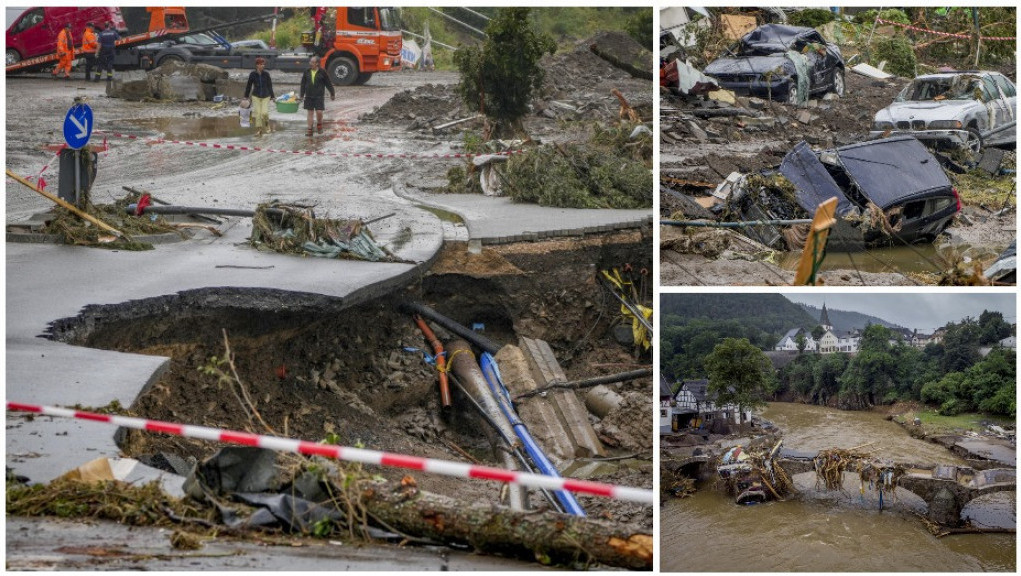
[453,7,556,139]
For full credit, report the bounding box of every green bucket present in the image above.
[276,100,299,113]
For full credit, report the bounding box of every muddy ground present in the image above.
[46,234,652,528]
[6,33,654,566]
[660,69,1016,286]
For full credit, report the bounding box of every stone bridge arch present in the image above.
[776,459,1016,525]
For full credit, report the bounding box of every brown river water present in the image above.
[661,402,1016,572]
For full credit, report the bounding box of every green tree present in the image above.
[839,325,897,408]
[704,338,774,423]
[811,325,826,341]
[453,8,556,138]
[940,319,982,373]
[978,310,1012,345]
[795,332,807,354]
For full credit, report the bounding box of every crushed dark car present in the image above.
[703,24,845,104]
[720,136,960,249]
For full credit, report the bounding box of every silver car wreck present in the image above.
[870,71,1017,153]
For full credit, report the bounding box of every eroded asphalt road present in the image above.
[5,70,648,570]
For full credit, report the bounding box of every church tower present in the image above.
[820,302,833,332]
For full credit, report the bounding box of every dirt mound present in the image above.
[540,34,652,114]
[362,32,653,130]
[359,83,463,126]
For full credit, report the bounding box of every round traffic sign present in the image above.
[63,103,94,149]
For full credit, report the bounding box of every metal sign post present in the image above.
[63,99,93,208]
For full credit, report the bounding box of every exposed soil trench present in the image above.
[46,234,653,530]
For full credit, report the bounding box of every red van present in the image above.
[6,7,127,65]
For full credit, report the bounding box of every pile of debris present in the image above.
[249,203,398,262]
[446,124,652,209]
[716,440,794,504]
[108,61,232,102]
[812,446,906,495]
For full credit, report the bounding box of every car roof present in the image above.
[742,24,819,46]
[913,70,999,80]
[835,137,951,209]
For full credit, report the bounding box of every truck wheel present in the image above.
[353,72,373,86]
[327,56,358,86]
[158,54,184,67]
[7,49,21,65]
[964,127,983,155]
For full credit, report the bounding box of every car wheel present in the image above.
[831,68,845,97]
[353,72,373,86]
[327,56,358,86]
[6,48,21,66]
[964,127,983,155]
[785,80,799,105]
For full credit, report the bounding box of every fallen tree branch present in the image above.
[360,479,652,569]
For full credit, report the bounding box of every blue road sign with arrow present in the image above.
[63,103,93,149]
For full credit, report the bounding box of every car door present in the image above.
[803,31,831,92]
[987,73,1017,145]
[9,8,47,59]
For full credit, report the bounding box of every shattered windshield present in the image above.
[897,76,985,102]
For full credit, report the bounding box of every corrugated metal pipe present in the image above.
[446,340,526,511]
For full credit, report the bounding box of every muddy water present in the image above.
[661,403,1016,572]
[778,245,944,275]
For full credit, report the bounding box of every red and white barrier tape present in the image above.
[96,131,524,160]
[6,401,653,504]
[876,18,1016,41]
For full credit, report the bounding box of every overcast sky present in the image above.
[784,294,1016,331]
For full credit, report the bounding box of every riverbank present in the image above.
[881,402,1016,470]
[662,401,1016,572]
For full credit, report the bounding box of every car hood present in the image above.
[704,54,792,77]
[779,142,855,217]
[873,100,979,122]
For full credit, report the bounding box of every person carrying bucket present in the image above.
[244,57,275,136]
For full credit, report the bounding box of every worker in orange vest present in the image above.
[53,22,74,80]
[81,23,99,81]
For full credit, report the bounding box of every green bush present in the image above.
[856,9,910,26]
[870,36,916,78]
[247,9,311,52]
[788,9,836,29]
[625,9,654,51]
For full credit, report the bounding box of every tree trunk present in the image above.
[360,480,652,569]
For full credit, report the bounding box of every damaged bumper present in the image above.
[714,76,794,100]
[868,128,970,148]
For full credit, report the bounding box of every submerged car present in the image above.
[725,136,960,249]
[870,71,1017,153]
[703,24,845,104]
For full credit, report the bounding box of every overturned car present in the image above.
[703,24,845,104]
[721,136,960,249]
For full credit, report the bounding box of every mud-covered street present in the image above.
[6,23,655,568]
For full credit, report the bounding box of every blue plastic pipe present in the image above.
[479,352,586,517]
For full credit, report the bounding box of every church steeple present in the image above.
[820,302,833,331]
